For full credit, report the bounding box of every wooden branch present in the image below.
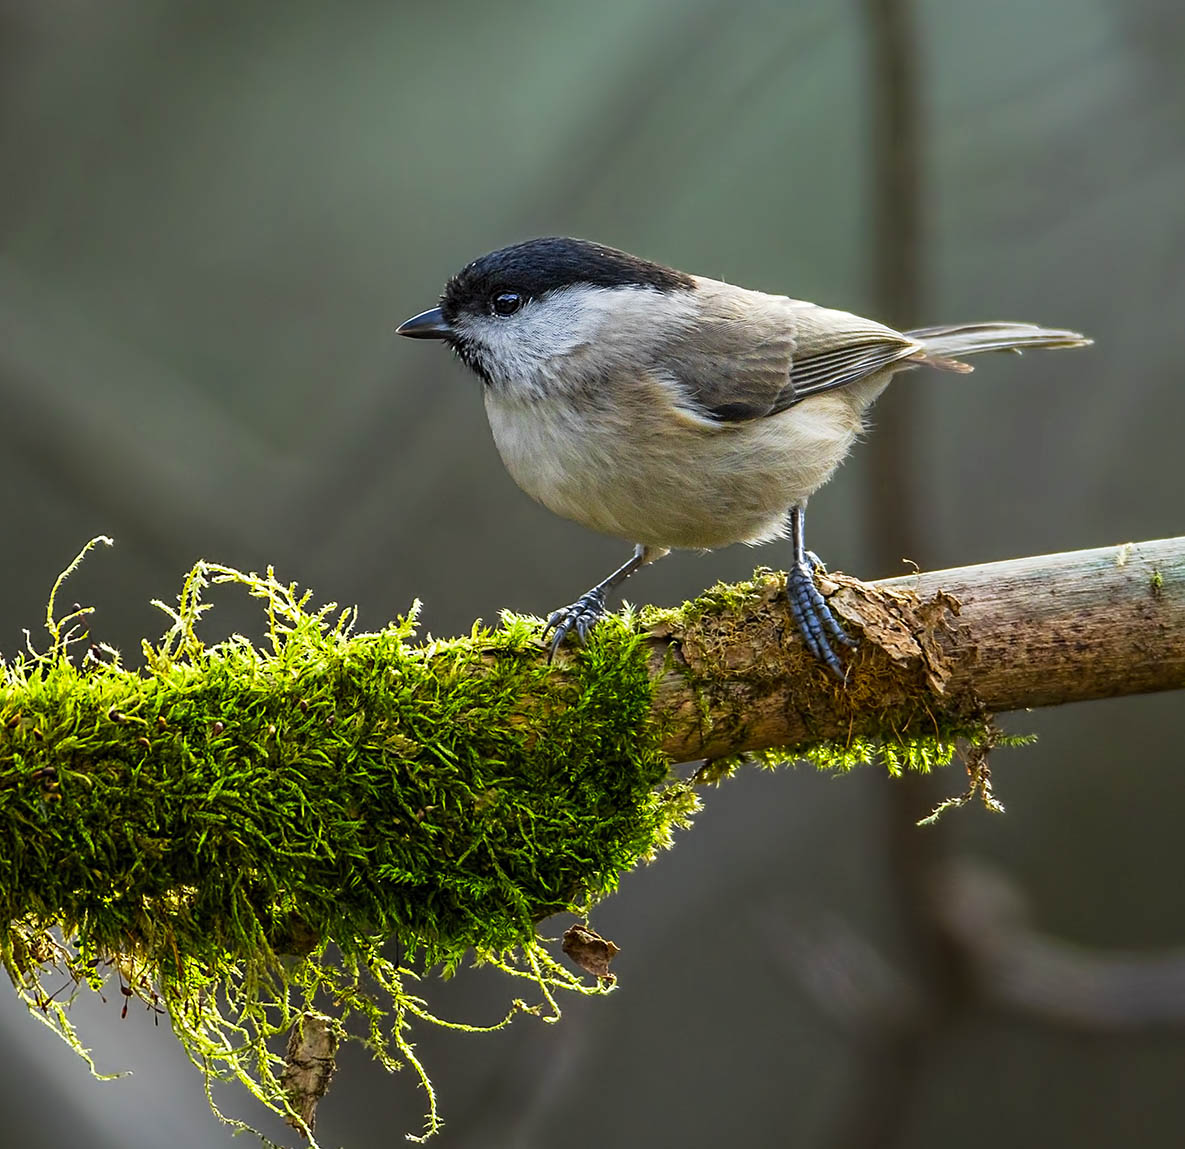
[3,536,1180,1143]
[645,537,1184,761]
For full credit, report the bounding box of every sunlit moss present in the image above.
[0,541,696,1144]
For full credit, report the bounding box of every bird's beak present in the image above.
[396,307,453,340]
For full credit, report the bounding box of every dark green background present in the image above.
[2,1,1182,1146]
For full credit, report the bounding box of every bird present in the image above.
[397,237,1090,677]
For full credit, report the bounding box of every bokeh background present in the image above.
[3,1,1183,1146]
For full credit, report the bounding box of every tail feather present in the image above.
[907,322,1091,370]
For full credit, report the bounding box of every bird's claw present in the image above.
[542,587,608,660]
[786,559,856,679]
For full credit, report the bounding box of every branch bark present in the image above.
[646,536,1183,762]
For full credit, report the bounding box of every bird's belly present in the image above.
[484,393,856,550]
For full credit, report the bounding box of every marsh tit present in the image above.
[398,237,1089,676]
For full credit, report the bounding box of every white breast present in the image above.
[484,382,861,551]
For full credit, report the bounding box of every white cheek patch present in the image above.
[454,284,648,395]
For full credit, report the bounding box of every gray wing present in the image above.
[669,280,923,422]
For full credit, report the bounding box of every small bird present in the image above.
[398,237,1089,676]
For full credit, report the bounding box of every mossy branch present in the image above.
[0,535,1180,1144]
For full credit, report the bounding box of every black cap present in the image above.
[440,237,694,322]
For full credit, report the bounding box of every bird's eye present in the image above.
[491,291,524,317]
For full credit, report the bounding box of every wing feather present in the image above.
[664,280,920,422]
[659,282,799,421]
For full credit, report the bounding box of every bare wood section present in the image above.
[647,538,1184,762]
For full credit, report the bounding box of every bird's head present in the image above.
[397,237,694,395]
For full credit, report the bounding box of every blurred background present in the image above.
[2,0,1183,1146]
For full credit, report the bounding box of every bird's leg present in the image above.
[785,505,856,678]
[543,544,666,659]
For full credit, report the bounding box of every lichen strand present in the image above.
[0,558,695,1143]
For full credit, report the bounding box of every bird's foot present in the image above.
[542,587,608,660]
[786,559,857,679]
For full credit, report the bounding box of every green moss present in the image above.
[642,566,782,632]
[0,542,696,1144]
[697,734,963,788]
